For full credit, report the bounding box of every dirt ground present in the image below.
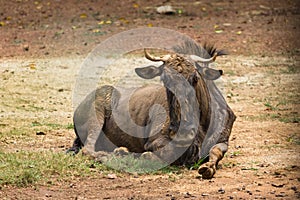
[0,0,300,199]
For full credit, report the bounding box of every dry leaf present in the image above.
[80,13,87,19]
[215,30,223,33]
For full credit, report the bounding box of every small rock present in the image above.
[201,193,209,196]
[23,44,29,51]
[156,5,175,15]
[223,23,232,27]
[107,173,117,179]
[45,194,52,197]
[275,193,286,197]
[184,192,195,198]
[291,186,297,191]
[218,188,225,194]
[271,183,284,188]
[36,131,46,135]
[69,183,75,188]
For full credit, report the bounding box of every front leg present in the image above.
[198,143,227,179]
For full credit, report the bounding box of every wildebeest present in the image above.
[67,41,236,179]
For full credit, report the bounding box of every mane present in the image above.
[172,40,227,58]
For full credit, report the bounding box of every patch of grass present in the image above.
[244,113,299,123]
[279,116,300,123]
[222,161,239,168]
[31,121,74,130]
[230,151,242,157]
[280,65,299,74]
[0,151,107,187]
[241,167,258,171]
[286,134,300,145]
[189,155,208,170]
[104,154,169,174]
[225,70,236,76]
[0,128,32,142]
[264,144,284,150]
[264,102,278,111]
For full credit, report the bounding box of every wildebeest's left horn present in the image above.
[144,49,171,62]
[190,53,218,64]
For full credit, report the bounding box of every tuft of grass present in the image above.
[189,155,208,170]
[241,167,258,171]
[280,66,299,74]
[286,134,300,145]
[104,154,169,174]
[222,161,239,168]
[0,151,107,187]
[31,121,74,130]
[264,102,278,111]
[279,116,299,123]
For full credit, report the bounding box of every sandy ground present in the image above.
[0,0,299,199]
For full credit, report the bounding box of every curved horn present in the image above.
[190,52,218,64]
[144,49,171,62]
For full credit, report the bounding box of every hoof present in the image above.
[65,147,80,155]
[113,147,129,156]
[198,162,216,179]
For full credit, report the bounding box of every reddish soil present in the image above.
[0,0,299,199]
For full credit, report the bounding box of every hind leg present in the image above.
[198,143,227,179]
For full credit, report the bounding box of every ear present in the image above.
[199,68,223,80]
[135,65,163,79]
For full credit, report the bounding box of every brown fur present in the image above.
[68,47,236,179]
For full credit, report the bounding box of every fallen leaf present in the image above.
[237,31,242,35]
[80,13,87,19]
[223,23,231,26]
[177,9,183,14]
[119,18,129,24]
[24,63,36,70]
[92,29,101,33]
[215,30,223,33]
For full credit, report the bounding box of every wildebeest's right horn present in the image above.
[144,49,171,62]
[190,53,218,64]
